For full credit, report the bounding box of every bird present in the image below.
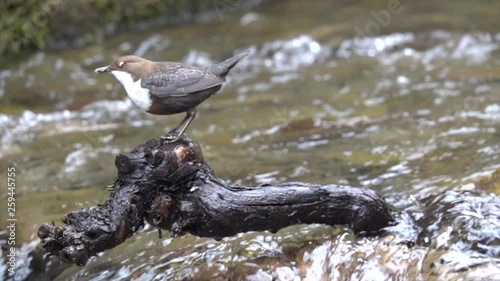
[94,50,249,142]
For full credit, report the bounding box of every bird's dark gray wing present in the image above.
[141,67,224,98]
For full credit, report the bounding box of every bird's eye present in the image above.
[118,61,125,68]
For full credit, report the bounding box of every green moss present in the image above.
[0,0,54,54]
[0,0,252,55]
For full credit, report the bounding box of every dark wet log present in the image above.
[38,181,150,266]
[148,181,395,240]
[38,134,395,266]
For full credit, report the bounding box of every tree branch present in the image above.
[38,134,395,265]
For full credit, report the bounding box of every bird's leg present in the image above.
[161,110,192,141]
[176,108,197,136]
[164,108,197,143]
[169,109,195,134]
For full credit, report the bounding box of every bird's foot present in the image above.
[161,132,182,144]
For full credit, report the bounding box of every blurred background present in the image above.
[0,0,499,280]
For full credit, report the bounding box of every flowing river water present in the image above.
[0,0,499,280]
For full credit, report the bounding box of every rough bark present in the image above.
[38,134,395,266]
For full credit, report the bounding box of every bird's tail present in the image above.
[207,50,250,77]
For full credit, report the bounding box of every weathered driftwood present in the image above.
[38,134,395,266]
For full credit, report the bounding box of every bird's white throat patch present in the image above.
[111,71,152,111]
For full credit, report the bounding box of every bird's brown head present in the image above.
[94,55,155,81]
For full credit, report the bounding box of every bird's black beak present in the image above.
[94,66,111,73]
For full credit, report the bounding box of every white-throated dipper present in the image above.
[94,51,249,142]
